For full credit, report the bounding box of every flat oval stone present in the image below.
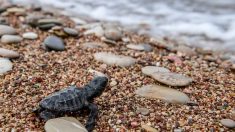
[135,85,190,104]
[151,72,193,86]
[104,28,122,41]
[39,23,56,30]
[43,36,65,51]
[142,66,170,76]
[0,58,13,74]
[38,18,62,26]
[7,7,26,15]
[22,32,38,39]
[84,26,104,37]
[63,27,78,36]
[0,48,19,58]
[220,119,235,128]
[127,44,152,51]
[1,35,22,44]
[45,117,88,132]
[81,42,107,49]
[94,52,136,67]
[0,25,16,36]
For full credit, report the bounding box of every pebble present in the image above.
[110,80,118,86]
[141,66,170,76]
[135,85,190,104]
[136,108,150,115]
[63,27,78,36]
[0,58,13,74]
[38,18,62,26]
[22,32,38,40]
[84,26,104,37]
[104,28,122,41]
[80,42,107,49]
[127,44,153,51]
[131,121,138,127]
[101,37,117,45]
[166,56,183,66]
[43,36,65,51]
[7,7,26,15]
[94,52,136,67]
[1,35,22,44]
[76,23,101,30]
[220,119,235,128]
[141,124,158,132]
[88,69,107,78]
[0,48,19,58]
[174,128,183,132]
[151,72,193,87]
[39,23,56,30]
[44,117,88,132]
[0,25,16,36]
[175,45,196,56]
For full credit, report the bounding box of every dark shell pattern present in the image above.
[39,86,83,112]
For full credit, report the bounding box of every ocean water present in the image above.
[11,0,235,52]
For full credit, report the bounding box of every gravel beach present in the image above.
[0,4,234,132]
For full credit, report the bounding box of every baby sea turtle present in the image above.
[34,76,108,132]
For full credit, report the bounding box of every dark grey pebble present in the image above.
[43,36,65,51]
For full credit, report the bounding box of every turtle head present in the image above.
[86,76,108,99]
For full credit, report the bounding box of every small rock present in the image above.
[44,117,88,132]
[136,108,149,115]
[7,7,26,15]
[141,124,158,132]
[175,45,196,56]
[43,36,65,51]
[81,42,107,49]
[0,25,16,36]
[166,55,183,66]
[174,128,183,132]
[84,26,104,37]
[101,37,117,45]
[151,72,193,87]
[127,44,152,51]
[104,28,122,41]
[53,30,68,37]
[0,48,19,58]
[136,85,190,104]
[39,23,56,30]
[122,37,130,43]
[22,32,38,40]
[110,80,118,87]
[142,66,170,76]
[1,35,22,44]
[76,23,101,30]
[0,58,13,74]
[220,119,235,128]
[38,18,62,26]
[131,121,138,127]
[63,27,78,36]
[94,52,136,67]
[88,69,107,78]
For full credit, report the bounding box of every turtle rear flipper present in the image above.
[32,106,44,114]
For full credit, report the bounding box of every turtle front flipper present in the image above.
[39,110,59,121]
[85,103,98,132]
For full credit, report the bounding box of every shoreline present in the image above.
[0,3,235,132]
